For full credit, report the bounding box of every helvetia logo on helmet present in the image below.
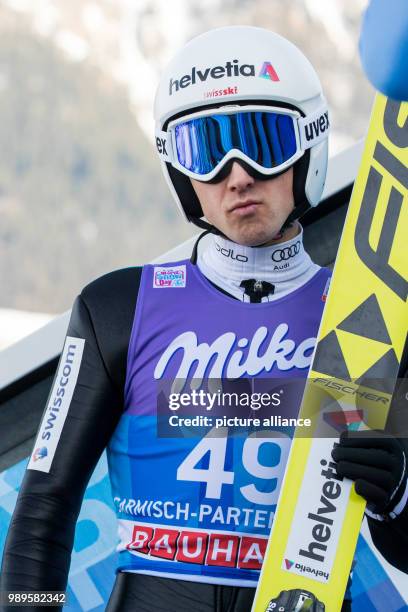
[259,61,280,81]
[169,60,280,95]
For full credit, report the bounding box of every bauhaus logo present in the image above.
[124,521,268,570]
[169,60,280,95]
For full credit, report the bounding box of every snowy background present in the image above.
[0,0,374,346]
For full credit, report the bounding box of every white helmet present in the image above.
[154,26,329,228]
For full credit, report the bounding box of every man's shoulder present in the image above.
[80,258,190,298]
[78,266,144,340]
[81,266,144,306]
[76,267,145,387]
[79,257,190,310]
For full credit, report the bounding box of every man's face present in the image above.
[191,163,295,246]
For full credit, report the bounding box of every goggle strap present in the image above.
[155,129,172,162]
[298,105,330,150]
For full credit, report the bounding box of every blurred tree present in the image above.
[0,9,194,312]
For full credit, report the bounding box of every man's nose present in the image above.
[226,161,255,191]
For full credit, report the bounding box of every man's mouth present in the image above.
[229,200,262,215]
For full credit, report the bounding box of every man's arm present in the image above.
[366,454,408,573]
[0,267,142,605]
[366,374,408,572]
[332,370,408,573]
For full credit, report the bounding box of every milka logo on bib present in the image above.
[154,324,316,379]
[153,265,186,288]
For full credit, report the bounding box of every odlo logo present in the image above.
[169,60,279,95]
[215,242,248,262]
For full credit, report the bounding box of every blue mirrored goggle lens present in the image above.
[174,111,297,175]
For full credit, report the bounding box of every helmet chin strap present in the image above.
[189,216,287,245]
[190,211,299,248]
[190,220,297,265]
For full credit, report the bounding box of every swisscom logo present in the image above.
[33,447,48,461]
[169,60,280,95]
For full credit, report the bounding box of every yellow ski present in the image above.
[252,95,408,611]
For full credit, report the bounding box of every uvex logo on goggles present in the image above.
[156,104,330,181]
[303,111,330,143]
[169,60,279,95]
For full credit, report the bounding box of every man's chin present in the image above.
[228,231,277,248]
[235,222,281,246]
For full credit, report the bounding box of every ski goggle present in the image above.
[155,104,329,181]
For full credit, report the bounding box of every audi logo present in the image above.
[271,241,301,262]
